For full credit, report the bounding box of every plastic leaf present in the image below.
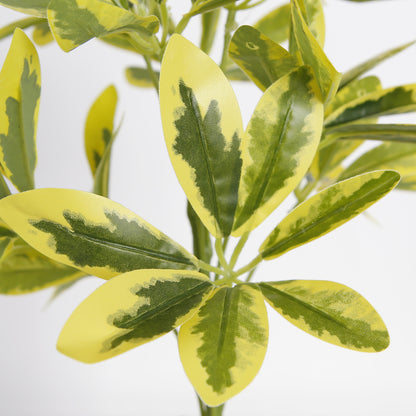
[260,170,400,260]
[290,0,340,103]
[229,25,298,91]
[47,0,159,52]
[232,65,323,236]
[0,28,40,192]
[179,284,268,406]
[0,189,198,279]
[32,20,54,45]
[260,280,389,352]
[160,35,243,238]
[0,0,49,17]
[58,269,214,363]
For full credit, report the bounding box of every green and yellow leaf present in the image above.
[260,170,400,259]
[0,28,40,192]
[259,280,389,352]
[0,238,84,294]
[32,20,54,45]
[0,0,49,17]
[179,284,268,406]
[229,25,298,91]
[233,65,323,236]
[85,85,118,197]
[125,67,158,88]
[290,0,340,103]
[189,0,237,16]
[253,3,291,45]
[47,0,159,52]
[58,269,214,363]
[160,35,243,238]
[325,84,416,128]
[340,39,416,89]
[338,142,416,182]
[0,189,197,279]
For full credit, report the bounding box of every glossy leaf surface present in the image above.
[0,0,49,17]
[339,142,416,182]
[0,29,40,192]
[290,0,340,103]
[325,84,416,127]
[229,25,298,91]
[260,280,389,352]
[160,35,243,238]
[47,0,159,52]
[0,239,83,294]
[179,285,268,406]
[233,66,323,236]
[0,189,197,279]
[260,170,400,259]
[58,269,214,363]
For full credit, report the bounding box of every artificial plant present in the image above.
[0,0,415,415]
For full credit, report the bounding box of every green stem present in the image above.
[206,404,225,416]
[220,8,237,71]
[228,232,249,270]
[215,238,230,273]
[235,254,262,278]
[144,56,159,93]
[0,17,45,41]
[175,13,191,34]
[196,259,224,276]
[159,1,170,47]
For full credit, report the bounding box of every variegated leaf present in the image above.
[0,189,197,279]
[253,3,291,45]
[126,67,158,88]
[0,238,84,294]
[229,25,298,91]
[260,280,389,352]
[32,20,54,45]
[232,66,323,236]
[340,40,416,89]
[189,0,238,16]
[260,170,400,260]
[47,0,159,52]
[58,269,214,363]
[290,0,340,103]
[0,0,49,17]
[85,85,118,197]
[179,284,268,406]
[339,142,416,182]
[160,35,243,238]
[0,28,40,192]
[325,84,416,128]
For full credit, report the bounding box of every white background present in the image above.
[1,0,416,415]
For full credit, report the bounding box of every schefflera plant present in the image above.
[0,34,400,410]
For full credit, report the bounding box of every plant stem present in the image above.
[228,232,249,270]
[215,238,231,273]
[0,17,45,41]
[196,259,224,276]
[175,13,191,34]
[235,254,262,278]
[220,8,237,71]
[144,55,159,93]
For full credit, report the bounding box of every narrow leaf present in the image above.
[160,35,243,238]
[325,84,416,128]
[260,280,389,352]
[179,284,268,406]
[47,0,159,52]
[229,25,298,91]
[233,66,323,236]
[340,40,416,89]
[260,170,400,260]
[253,3,291,45]
[58,269,214,363]
[0,28,41,192]
[0,0,49,17]
[0,189,197,279]
[339,142,416,181]
[0,239,84,294]
[290,0,340,103]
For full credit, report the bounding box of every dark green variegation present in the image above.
[260,170,400,260]
[229,25,298,91]
[260,280,389,352]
